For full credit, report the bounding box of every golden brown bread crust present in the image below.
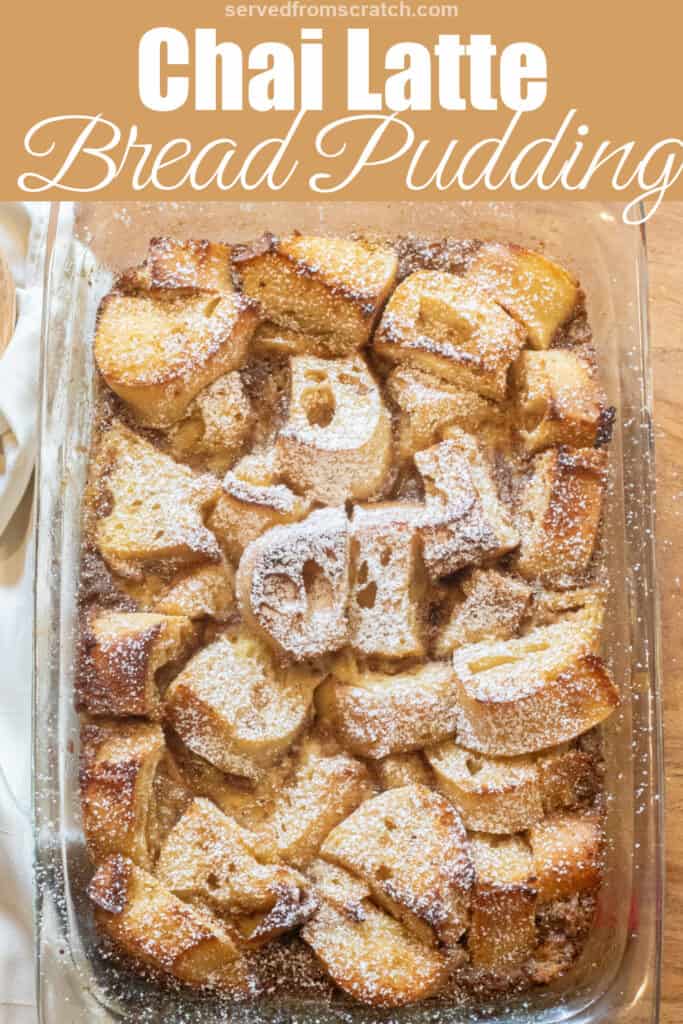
[464,243,580,350]
[453,613,619,756]
[91,422,223,580]
[468,834,538,969]
[95,290,258,428]
[374,269,526,400]
[78,611,196,718]
[515,446,608,585]
[321,785,474,947]
[234,234,398,356]
[88,854,246,989]
[317,660,459,759]
[155,798,317,946]
[80,719,166,868]
[303,861,451,1007]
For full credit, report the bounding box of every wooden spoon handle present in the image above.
[0,249,16,358]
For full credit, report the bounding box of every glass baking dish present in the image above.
[33,201,663,1024]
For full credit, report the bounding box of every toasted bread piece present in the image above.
[435,569,531,657]
[88,855,245,989]
[426,742,542,834]
[236,506,350,660]
[80,611,196,718]
[167,371,254,472]
[80,719,166,868]
[513,350,609,453]
[349,502,425,659]
[386,365,503,462]
[156,798,316,946]
[452,609,619,756]
[151,560,235,621]
[303,861,450,1007]
[375,753,432,790]
[317,660,459,759]
[93,424,222,580]
[234,234,398,355]
[537,745,599,813]
[277,354,392,504]
[374,270,525,400]
[515,447,608,584]
[118,559,235,622]
[209,447,313,561]
[134,237,234,294]
[469,834,537,969]
[415,432,519,579]
[164,627,318,780]
[464,243,580,350]
[95,290,257,428]
[530,811,602,902]
[427,741,597,833]
[259,736,373,868]
[321,785,474,946]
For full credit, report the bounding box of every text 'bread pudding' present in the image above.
[78,232,616,1008]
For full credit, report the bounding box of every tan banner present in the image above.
[2,0,681,213]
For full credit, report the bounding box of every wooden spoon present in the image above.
[0,249,16,357]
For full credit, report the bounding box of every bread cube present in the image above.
[79,611,196,718]
[259,736,373,868]
[234,234,398,355]
[515,447,608,584]
[316,660,459,759]
[164,628,318,780]
[80,719,166,868]
[469,834,537,969]
[452,609,619,756]
[514,349,609,453]
[321,785,474,946]
[530,811,602,902]
[465,243,580,350]
[152,560,235,621]
[209,447,313,561]
[537,746,599,813]
[375,753,432,790]
[415,432,519,579]
[137,237,234,294]
[88,855,245,989]
[236,506,350,660]
[156,798,315,946]
[303,861,450,1007]
[435,569,531,657]
[93,423,222,580]
[349,502,425,659]
[277,354,392,504]
[426,742,542,834]
[386,365,502,462]
[95,290,257,428]
[373,270,525,400]
[167,371,254,472]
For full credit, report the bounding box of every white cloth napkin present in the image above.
[0,204,46,537]
[0,203,49,1022]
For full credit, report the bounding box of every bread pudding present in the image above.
[78,231,616,1010]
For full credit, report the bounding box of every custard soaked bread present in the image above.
[81,231,617,1005]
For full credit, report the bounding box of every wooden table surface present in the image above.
[648,204,683,1020]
